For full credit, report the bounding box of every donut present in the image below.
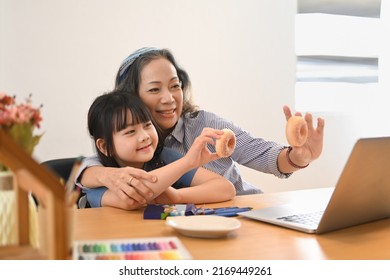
[285,116,308,147]
[215,128,236,157]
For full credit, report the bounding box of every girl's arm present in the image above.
[153,167,236,205]
[103,163,236,209]
[101,128,226,209]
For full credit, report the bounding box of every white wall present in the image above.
[1,0,388,193]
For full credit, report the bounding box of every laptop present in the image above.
[238,137,390,234]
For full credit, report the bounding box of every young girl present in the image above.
[82,90,235,209]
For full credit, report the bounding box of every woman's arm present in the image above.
[77,158,157,204]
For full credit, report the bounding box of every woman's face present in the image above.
[138,58,183,132]
[111,110,158,168]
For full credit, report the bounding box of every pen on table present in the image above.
[202,207,238,213]
[203,207,252,216]
[213,207,240,210]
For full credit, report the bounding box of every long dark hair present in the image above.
[115,48,198,115]
[87,90,163,167]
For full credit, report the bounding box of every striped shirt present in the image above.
[166,110,290,195]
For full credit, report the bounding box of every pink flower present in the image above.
[0,93,42,128]
[0,92,43,171]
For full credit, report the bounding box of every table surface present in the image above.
[74,187,390,260]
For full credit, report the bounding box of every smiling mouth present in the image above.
[137,143,152,151]
[157,109,176,117]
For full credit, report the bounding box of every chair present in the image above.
[41,158,79,183]
[40,157,88,208]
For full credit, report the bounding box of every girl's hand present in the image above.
[184,127,223,168]
[152,187,180,204]
[283,105,325,164]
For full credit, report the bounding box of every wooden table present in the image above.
[74,187,390,260]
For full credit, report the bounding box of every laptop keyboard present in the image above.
[277,210,324,226]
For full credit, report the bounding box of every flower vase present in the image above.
[0,170,39,247]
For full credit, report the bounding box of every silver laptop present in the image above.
[239,137,390,234]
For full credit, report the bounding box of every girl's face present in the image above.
[138,58,183,133]
[111,111,158,168]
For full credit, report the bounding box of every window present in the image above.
[295,0,385,114]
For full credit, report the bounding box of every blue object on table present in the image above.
[201,207,252,217]
[143,204,196,219]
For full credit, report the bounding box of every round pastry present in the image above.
[215,128,236,157]
[286,116,308,147]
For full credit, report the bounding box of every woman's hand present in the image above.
[283,105,325,166]
[102,167,158,203]
[184,127,223,168]
[82,166,157,204]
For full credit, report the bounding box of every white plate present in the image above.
[166,215,241,238]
